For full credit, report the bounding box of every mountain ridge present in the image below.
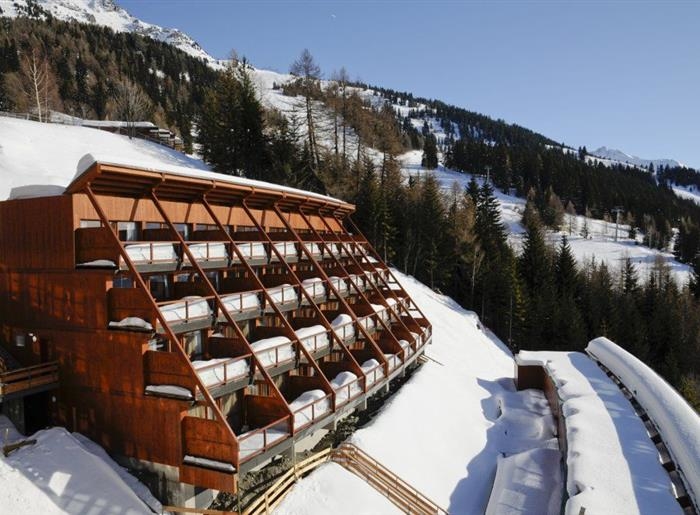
[0,0,224,67]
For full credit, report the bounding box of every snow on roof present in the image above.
[0,117,345,206]
[517,350,682,515]
[587,337,700,507]
[0,416,156,514]
[75,153,345,205]
[277,271,562,514]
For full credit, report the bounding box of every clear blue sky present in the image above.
[120,0,700,168]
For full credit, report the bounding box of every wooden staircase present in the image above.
[332,443,448,515]
[243,443,448,515]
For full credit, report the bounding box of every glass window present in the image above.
[113,275,133,288]
[150,275,171,301]
[80,219,101,228]
[117,221,139,241]
[173,223,189,240]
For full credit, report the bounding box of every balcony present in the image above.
[282,374,334,433]
[233,389,293,471]
[319,358,365,407]
[298,274,327,305]
[182,241,229,269]
[270,240,299,263]
[75,227,180,273]
[180,416,238,492]
[107,287,214,334]
[216,278,263,323]
[248,327,297,376]
[290,317,332,360]
[261,276,300,313]
[231,240,269,266]
[143,350,197,399]
[326,311,357,344]
[300,241,324,261]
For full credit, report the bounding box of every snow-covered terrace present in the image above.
[516,348,690,515]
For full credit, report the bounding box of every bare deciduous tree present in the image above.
[4,47,59,121]
[290,49,322,170]
[110,80,152,138]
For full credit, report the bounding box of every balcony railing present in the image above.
[217,290,262,321]
[157,296,213,329]
[295,327,331,355]
[193,354,251,390]
[249,337,295,370]
[264,284,299,312]
[333,376,364,406]
[291,391,333,431]
[361,362,385,388]
[0,362,59,399]
[182,241,229,267]
[238,417,290,461]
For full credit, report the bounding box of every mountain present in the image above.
[0,0,223,67]
[590,146,684,170]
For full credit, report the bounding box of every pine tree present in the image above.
[197,64,269,179]
[555,235,578,296]
[421,133,439,169]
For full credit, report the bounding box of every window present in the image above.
[117,221,139,241]
[80,219,101,228]
[183,331,203,358]
[145,222,163,230]
[173,223,190,240]
[113,275,133,288]
[150,275,171,301]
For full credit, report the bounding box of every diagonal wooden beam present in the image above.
[196,196,337,407]
[335,210,431,325]
[83,185,240,462]
[262,202,390,374]
[148,190,294,427]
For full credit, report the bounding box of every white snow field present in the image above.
[517,350,683,515]
[0,416,158,514]
[276,271,563,515]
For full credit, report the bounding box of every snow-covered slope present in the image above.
[399,148,693,285]
[0,416,158,514]
[591,146,683,170]
[277,271,562,514]
[0,116,209,200]
[0,117,344,206]
[0,0,223,67]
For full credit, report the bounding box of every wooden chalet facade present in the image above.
[0,158,432,504]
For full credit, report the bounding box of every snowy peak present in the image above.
[590,146,683,170]
[0,0,224,68]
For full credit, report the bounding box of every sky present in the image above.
[119,0,700,168]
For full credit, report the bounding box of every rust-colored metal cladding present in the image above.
[0,159,431,500]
